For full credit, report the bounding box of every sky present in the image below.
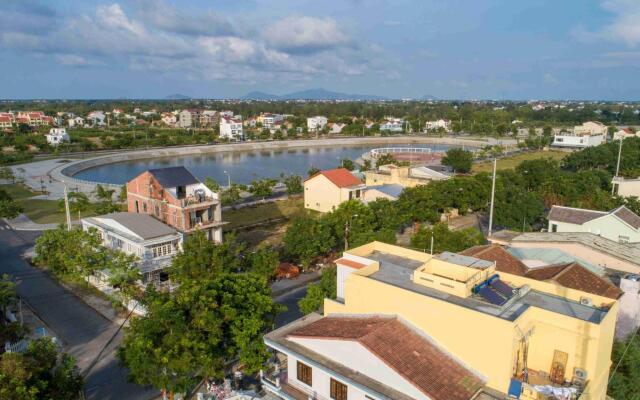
[1,0,640,100]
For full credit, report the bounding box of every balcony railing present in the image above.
[261,368,332,400]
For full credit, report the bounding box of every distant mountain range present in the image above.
[164,93,191,100]
[240,88,388,101]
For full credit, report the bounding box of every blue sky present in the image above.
[2,0,640,100]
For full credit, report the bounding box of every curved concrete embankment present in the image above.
[54,136,488,188]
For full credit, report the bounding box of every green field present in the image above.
[224,196,305,230]
[472,150,568,173]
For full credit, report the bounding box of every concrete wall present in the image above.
[304,174,343,213]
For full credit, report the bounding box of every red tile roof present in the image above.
[0,116,11,123]
[460,245,622,299]
[289,316,484,400]
[335,258,368,270]
[461,245,528,276]
[306,168,362,188]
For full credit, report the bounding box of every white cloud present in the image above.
[543,73,558,84]
[264,16,349,53]
[0,2,388,83]
[579,1,640,47]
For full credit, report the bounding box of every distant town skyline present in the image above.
[2,0,640,100]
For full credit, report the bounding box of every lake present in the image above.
[73,144,456,185]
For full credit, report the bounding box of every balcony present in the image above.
[180,194,218,208]
[510,368,587,400]
[261,358,331,400]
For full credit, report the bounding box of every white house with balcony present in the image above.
[82,212,183,285]
[45,128,70,145]
[220,116,244,140]
[307,116,328,132]
[425,119,451,132]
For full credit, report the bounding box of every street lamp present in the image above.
[223,170,231,189]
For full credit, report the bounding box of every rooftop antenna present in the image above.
[612,138,623,195]
[488,158,497,238]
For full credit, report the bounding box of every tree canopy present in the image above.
[442,148,473,173]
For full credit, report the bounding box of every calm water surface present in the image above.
[74,144,456,185]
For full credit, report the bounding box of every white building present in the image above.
[425,119,451,132]
[552,131,605,148]
[573,121,608,136]
[67,116,85,128]
[87,111,106,126]
[328,122,346,134]
[178,109,198,128]
[548,205,640,243]
[258,113,284,129]
[45,128,70,145]
[380,118,404,132]
[307,116,328,132]
[219,116,244,140]
[82,212,183,285]
[612,176,640,198]
[262,313,485,400]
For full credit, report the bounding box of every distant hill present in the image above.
[419,94,440,100]
[164,93,191,100]
[240,88,387,101]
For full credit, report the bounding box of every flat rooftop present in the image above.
[365,251,609,324]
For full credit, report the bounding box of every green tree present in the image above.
[283,175,303,195]
[298,265,337,315]
[0,337,83,400]
[249,179,276,199]
[57,192,90,217]
[441,148,473,173]
[307,166,320,178]
[0,189,23,219]
[118,184,127,202]
[106,251,142,304]
[204,177,220,192]
[247,247,279,280]
[339,159,355,171]
[34,227,106,279]
[283,215,334,268]
[411,223,484,253]
[94,184,115,201]
[608,335,640,400]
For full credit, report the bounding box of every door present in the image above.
[550,350,568,384]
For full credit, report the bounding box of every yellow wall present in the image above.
[365,167,427,188]
[303,174,363,213]
[325,242,618,399]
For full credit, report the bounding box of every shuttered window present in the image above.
[330,378,347,400]
[296,361,312,386]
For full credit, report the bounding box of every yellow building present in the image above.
[324,241,618,400]
[364,164,449,188]
[304,168,365,213]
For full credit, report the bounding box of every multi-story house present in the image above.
[219,116,244,140]
[161,112,177,127]
[87,111,106,126]
[68,116,85,128]
[263,241,619,400]
[16,111,45,127]
[613,127,638,140]
[304,168,365,212]
[307,116,328,132]
[573,121,608,136]
[126,166,224,243]
[0,115,12,129]
[552,131,604,148]
[178,109,199,128]
[258,113,284,129]
[45,128,70,145]
[82,212,183,285]
[547,205,640,243]
[199,110,218,127]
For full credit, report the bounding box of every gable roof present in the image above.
[306,168,363,188]
[548,205,607,225]
[460,244,622,299]
[91,212,178,241]
[461,245,528,276]
[612,206,640,229]
[289,316,484,400]
[148,166,200,188]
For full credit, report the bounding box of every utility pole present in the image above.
[488,158,497,237]
[430,234,434,255]
[612,138,623,195]
[64,184,72,231]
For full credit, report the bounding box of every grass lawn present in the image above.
[224,196,305,230]
[1,183,112,224]
[472,150,568,173]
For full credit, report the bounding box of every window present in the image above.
[150,242,173,258]
[135,201,139,213]
[330,378,347,400]
[551,224,558,233]
[296,361,312,386]
[143,203,147,212]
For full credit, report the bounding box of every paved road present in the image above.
[274,285,307,328]
[0,221,157,400]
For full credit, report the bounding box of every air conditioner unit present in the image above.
[579,297,592,307]
[572,368,588,389]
